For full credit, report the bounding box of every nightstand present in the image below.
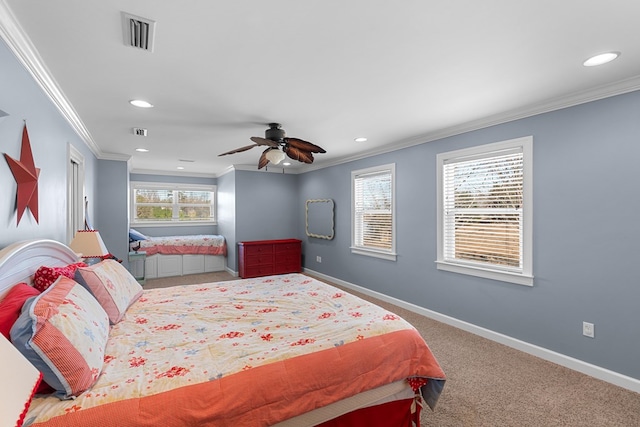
[128,251,147,285]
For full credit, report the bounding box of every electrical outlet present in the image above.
[316,256,322,263]
[583,321,595,338]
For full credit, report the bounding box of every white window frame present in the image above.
[351,163,397,261]
[436,136,533,286]
[130,181,217,227]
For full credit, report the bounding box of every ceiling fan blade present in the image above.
[286,146,314,164]
[285,137,326,153]
[250,136,279,147]
[218,144,258,156]
[258,148,270,169]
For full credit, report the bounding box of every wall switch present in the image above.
[316,256,322,263]
[583,321,595,338]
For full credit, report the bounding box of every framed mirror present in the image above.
[306,199,334,240]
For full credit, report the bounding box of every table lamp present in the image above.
[69,230,111,264]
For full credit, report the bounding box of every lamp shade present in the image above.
[265,148,286,165]
[0,333,42,427]
[69,230,110,258]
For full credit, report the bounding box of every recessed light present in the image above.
[282,162,291,166]
[176,166,184,170]
[354,137,368,142]
[129,99,154,108]
[583,52,620,67]
[135,148,149,152]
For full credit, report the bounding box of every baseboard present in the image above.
[225,266,238,277]
[304,268,640,394]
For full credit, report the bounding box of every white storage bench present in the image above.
[145,254,226,279]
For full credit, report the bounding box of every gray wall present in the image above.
[96,160,130,266]
[298,90,640,381]
[0,39,98,248]
[232,169,299,270]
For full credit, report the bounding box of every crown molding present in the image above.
[0,1,102,159]
[303,77,640,174]
[130,168,216,179]
[99,152,131,162]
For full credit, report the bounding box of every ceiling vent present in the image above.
[133,127,148,136]
[122,12,156,52]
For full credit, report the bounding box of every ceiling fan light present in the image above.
[265,148,286,164]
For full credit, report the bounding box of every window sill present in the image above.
[350,247,397,261]
[436,260,533,286]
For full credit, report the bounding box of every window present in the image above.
[436,136,533,286]
[351,163,396,261]
[131,182,216,226]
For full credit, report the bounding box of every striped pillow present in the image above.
[10,276,109,399]
[75,259,143,324]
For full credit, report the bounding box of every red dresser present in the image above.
[238,239,302,279]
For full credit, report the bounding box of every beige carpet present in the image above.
[145,273,640,426]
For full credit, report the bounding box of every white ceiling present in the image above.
[2,1,639,177]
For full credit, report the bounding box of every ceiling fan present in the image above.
[218,123,326,169]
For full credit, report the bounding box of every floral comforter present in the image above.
[137,234,226,256]
[26,273,445,427]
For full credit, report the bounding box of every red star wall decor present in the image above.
[4,123,40,225]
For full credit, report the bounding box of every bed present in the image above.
[129,231,227,278]
[0,239,446,427]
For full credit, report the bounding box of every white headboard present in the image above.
[0,239,79,299]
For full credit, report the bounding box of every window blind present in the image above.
[443,148,524,271]
[354,169,393,250]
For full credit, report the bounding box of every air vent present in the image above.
[179,159,195,163]
[133,127,148,136]
[122,12,156,52]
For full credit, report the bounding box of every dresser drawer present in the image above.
[274,261,301,275]
[245,253,273,266]
[243,265,275,278]
[275,251,300,265]
[243,244,274,256]
[275,242,300,254]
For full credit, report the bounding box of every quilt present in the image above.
[25,273,445,427]
[137,234,227,256]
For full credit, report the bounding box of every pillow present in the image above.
[33,262,87,292]
[75,259,143,324]
[0,283,40,340]
[129,228,148,242]
[10,276,109,399]
[0,284,56,395]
